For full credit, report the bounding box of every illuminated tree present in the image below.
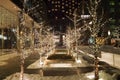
[84,0,111,80]
[65,27,81,55]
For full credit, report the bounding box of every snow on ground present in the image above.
[27,53,90,69]
[4,71,115,80]
[0,52,18,61]
[0,52,18,66]
[4,73,82,80]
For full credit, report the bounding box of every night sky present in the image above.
[11,0,83,31]
[11,0,120,32]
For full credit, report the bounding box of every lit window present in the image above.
[69,8,71,11]
[40,7,43,9]
[69,6,72,8]
[62,10,65,12]
[72,7,75,9]
[62,17,65,19]
[69,12,72,15]
[48,10,51,13]
[62,6,64,9]
[110,8,115,12]
[52,1,54,4]
[110,19,115,24]
[58,1,60,4]
[69,2,71,5]
[62,3,65,5]
[40,11,42,13]
[52,9,55,11]
[110,25,115,29]
[75,2,77,4]
[55,1,57,4]
[55,5,57,7]
[109,1,115,5]
[58,5,60,7]
[66,11,68,14]
[66,4,68,7]
[55,9,58,11]
[78,3,80,5]
[55,16,58,19]
[40,18,42,20]
[72,0,75,3]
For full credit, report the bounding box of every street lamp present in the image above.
[108,30,111,36]
[108,30,115,66]
[108,30,111,45]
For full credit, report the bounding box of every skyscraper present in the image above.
[44,0,82,31]
[108,0,120,29]
[107,0,120,38]
[47,0,81,19]
[11,0,47,23]
[11,0,120,32]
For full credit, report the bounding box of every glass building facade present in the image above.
[107,0,120,38]
[108,0,120,28]
[0,3,40,49]
[0,6,18,49]
[0,0,120,49]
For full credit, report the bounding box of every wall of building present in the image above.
[0,0,40,49]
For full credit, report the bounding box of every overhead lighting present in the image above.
[99,79,103,80]
[81,15,90,19]
[0,35,7,40]
[86,74,94,79]
[40,61,44,65]
[12,28,16,32]
[76,59,81,63]
[108,30,111,36]
[89,21,92,25]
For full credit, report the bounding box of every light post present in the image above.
[108,30,115,66]
[1,29,4,54]
[108,30,111,36]
[108,30,111,45]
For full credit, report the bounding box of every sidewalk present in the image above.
[78,45,120,69]
[0,51,18,66]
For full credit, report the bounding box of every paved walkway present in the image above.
[0,51,18,66]
[78,45,120,69]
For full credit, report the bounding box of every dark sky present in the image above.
[11,0,83,31]
[11,0,120,31]
[11,0,82,21]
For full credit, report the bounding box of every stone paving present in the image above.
[4,71,114,80]
[0,45,120,80]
